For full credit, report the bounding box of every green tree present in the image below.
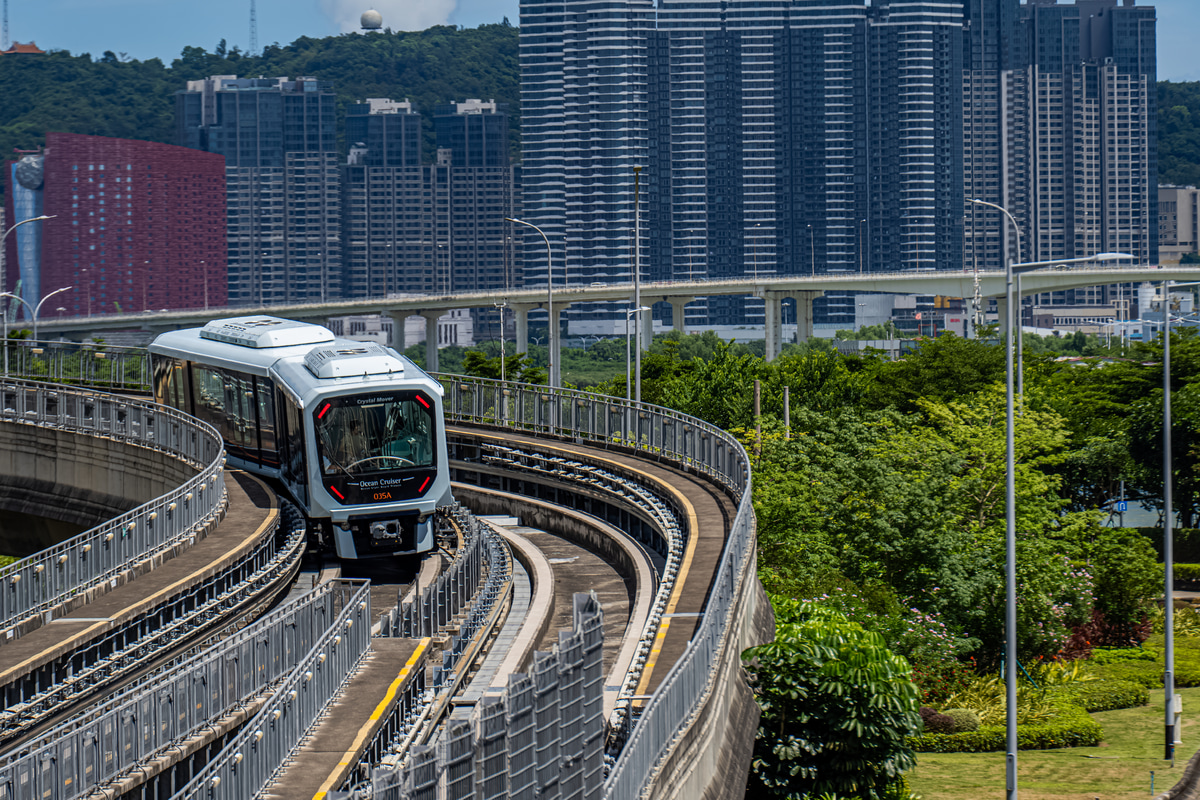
[656,339,766,429]
[862,334,1005,413]
[744,600,920,799]
[461,349,546,384]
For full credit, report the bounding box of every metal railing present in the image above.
[0,571,355,800]
[2,340,151,391]
[434,375,752,800]
[333,592,606,800]
[170,581,374,800]
[0,379,226,638]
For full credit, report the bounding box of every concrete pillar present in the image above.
[668,296,694,336]
[386,311,408,351]
[997,296,1009,340]
[792,291,821,344]
[549,301,564,387]
[513,304,533,355]
[422,311,440,373]
[762,292,785,361]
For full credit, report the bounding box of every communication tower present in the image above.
[249,0,258,55]
[3,0,9,52]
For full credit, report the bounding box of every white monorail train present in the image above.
[149,316,452,559]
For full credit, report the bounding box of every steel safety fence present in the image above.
[329,592,605,800]
[2,340,151,392]
[435,375,752,800]
[0,379,226,639]
[169,581,374,800]
[473,442,685,741]
[436,375,746,499]
[0,574,353,800]
[0,506,304,739]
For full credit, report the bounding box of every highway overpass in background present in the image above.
[30,264,1200,363]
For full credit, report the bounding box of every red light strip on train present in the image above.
[328,485,345,500]
[317,402,331,419]
[415,395,430,409]
[419,477,430,493]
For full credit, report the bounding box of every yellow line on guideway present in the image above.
[453,428,702,701]
[312,638,432,800]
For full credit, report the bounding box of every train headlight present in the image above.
[370,519,403,540]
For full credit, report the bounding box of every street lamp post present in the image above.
[494,299,508,385]
[1,214,56,363]
[965,197,1021,800]
[504,217,558,388]
[1164,281,1177,762]
[1,285,70,352]
[808,224,815,276]
[634,167,643,404]
[859,219,866,274]
[200,260,208,311]
[969,196,1134,800]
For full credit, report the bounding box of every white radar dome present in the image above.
[361,9,383,29]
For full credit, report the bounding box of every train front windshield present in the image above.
[314,391,436,482]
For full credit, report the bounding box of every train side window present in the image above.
[257,376,278,468]
[191,364,258,463]
[152,357,186,411]
[277,389,308,507]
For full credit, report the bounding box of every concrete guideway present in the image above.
[445,424,768,799]
[0,471,280,744]
[263,637,428,800]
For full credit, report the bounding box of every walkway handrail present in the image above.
[171,581,374,800]
[2,339,151,391]
[434,374,752,799]
[0,379,226,638]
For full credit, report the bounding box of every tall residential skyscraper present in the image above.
[963,0,1157,308]
[342,99,520,303]
[177,76,340,306]
[522,0,1156,327]
[520,0,654,326]
[528,0,965,327]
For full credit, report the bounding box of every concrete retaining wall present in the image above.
[647,539,775,800]
[0,422,200,554]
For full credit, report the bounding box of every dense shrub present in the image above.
[1063,608,1151,658]
[745,601,921,799]
[911,657,976,706]
[1088,658,1163,688]
[1176,563,1200,588]
[1086,528,1160,641]
[1060,679,1149,713]
[919,707,955,734]
[940,708,981,733]
[911,698,1101,753]
[1088,646,1156,666]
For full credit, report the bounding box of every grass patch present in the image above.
[908,686,1200,799]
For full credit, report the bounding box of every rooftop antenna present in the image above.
[3,0,9,51]
[249,0,258,55]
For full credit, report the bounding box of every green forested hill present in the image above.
[0,23,519,185]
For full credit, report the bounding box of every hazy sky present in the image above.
[5,0,1199,81]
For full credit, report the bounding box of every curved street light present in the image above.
[1,214,57,342]
[3,285,74,343]
[505,217,558,388]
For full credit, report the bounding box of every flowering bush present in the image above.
[800,584,977,704]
